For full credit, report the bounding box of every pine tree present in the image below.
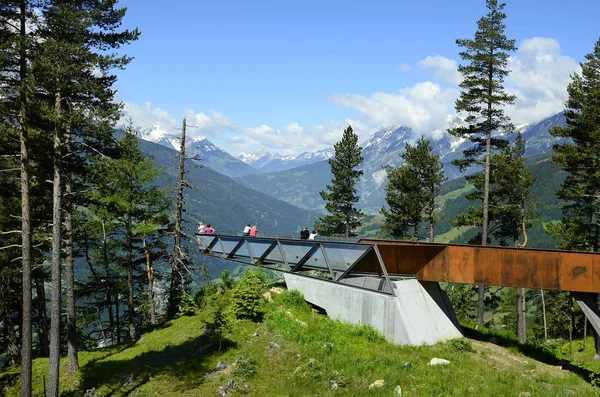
[381,137,446,241]
[449,0,517,327]
[90,124,169,341]
[317,126,364,237]
[549,36,600,353]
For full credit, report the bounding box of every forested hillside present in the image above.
[362,152,566,248]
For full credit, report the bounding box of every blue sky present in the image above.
[116,0,600,155]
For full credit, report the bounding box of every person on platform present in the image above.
[204,224,215,234]
[243,224,251,236]
[309,230,317,240]
[250,225,258,237]
[300,226,310,239]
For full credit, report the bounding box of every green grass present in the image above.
[435,226,473,243]
[1,290,598,396]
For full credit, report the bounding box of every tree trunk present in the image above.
[64,129,79,373]
[144,236,157,325]
[18,1,33,394]
[34,271,49,357]
[97,306,107,345]
[429,204,435,243]
[516,287,526,342]
[541,289,548,341]
[106,289,115,344]
[168,118,187,318]
[126,231,136,340]
[115,293,120,344]
[476,57,495,328]
[101,220,115,344]
[48,85,63,397]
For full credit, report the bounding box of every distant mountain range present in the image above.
[138,112,567,214]
[236,147,334,173]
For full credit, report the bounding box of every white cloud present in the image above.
[228,121,347,156]
[506,37,580,124]
[122,37,581,156]
[418,56,462,85]
[329,82,458,140]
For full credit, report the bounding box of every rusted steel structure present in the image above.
[199,234,600,342]
[359,239,600,293]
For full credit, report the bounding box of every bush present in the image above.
[220,270,234,289]
[279,289,308,309]
[177,293,198,317]
[234,354,257,378]
[450,338,475,352]
[231,270,267,321]
[194,284,219,308]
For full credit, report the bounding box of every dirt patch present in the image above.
[470,340,564,376]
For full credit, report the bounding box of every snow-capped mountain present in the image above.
[237,147,334,173]
[137,127,257,178]
[235,112,568,214]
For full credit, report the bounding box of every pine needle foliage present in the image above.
[318,126,364,237]
[381,137,446,241]
[549,37,600,252]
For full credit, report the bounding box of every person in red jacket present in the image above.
[250,225,258,237]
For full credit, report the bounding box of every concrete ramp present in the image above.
[283,273,462,345]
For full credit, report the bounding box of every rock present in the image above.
[267,342,280,352]
[226,379,236,390]
[270,287,285,295]
[329,380,338,389]
[489,337,498,344]
[394,385,402,396]
[368,379,385,390]
[311,308,319,314]
[215,361,228,371]
[296,320,308,327]
[594,354,600,360]
[83,389,97,397]
[309,358,317,367]
[518,393,531,397]
[285,309,292,317]
[262,291,273,302]
[428,358,450,366]
[217,386,228,397]
[252,328,259,337]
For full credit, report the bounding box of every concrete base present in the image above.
[283,273,462,346]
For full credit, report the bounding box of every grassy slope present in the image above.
[1,292,596,397]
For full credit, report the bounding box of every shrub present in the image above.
[279,289,308,309]
[220,269,234,289]
[178,293,198,317]
[450,338,475,352]
[234,354,257,378]
[231,270,267,321]
[194,284,219,308]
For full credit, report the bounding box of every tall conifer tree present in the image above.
[318,126,364,237]
[449,0,516,327]
[381,137,446,241]
[549,36,600,353]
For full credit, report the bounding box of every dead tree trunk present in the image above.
[168,118,187,318]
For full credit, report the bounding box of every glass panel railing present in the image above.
[220,237,241,256]
[321,244,371,273]
[279,241,316,265]
[247,239,275,258]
